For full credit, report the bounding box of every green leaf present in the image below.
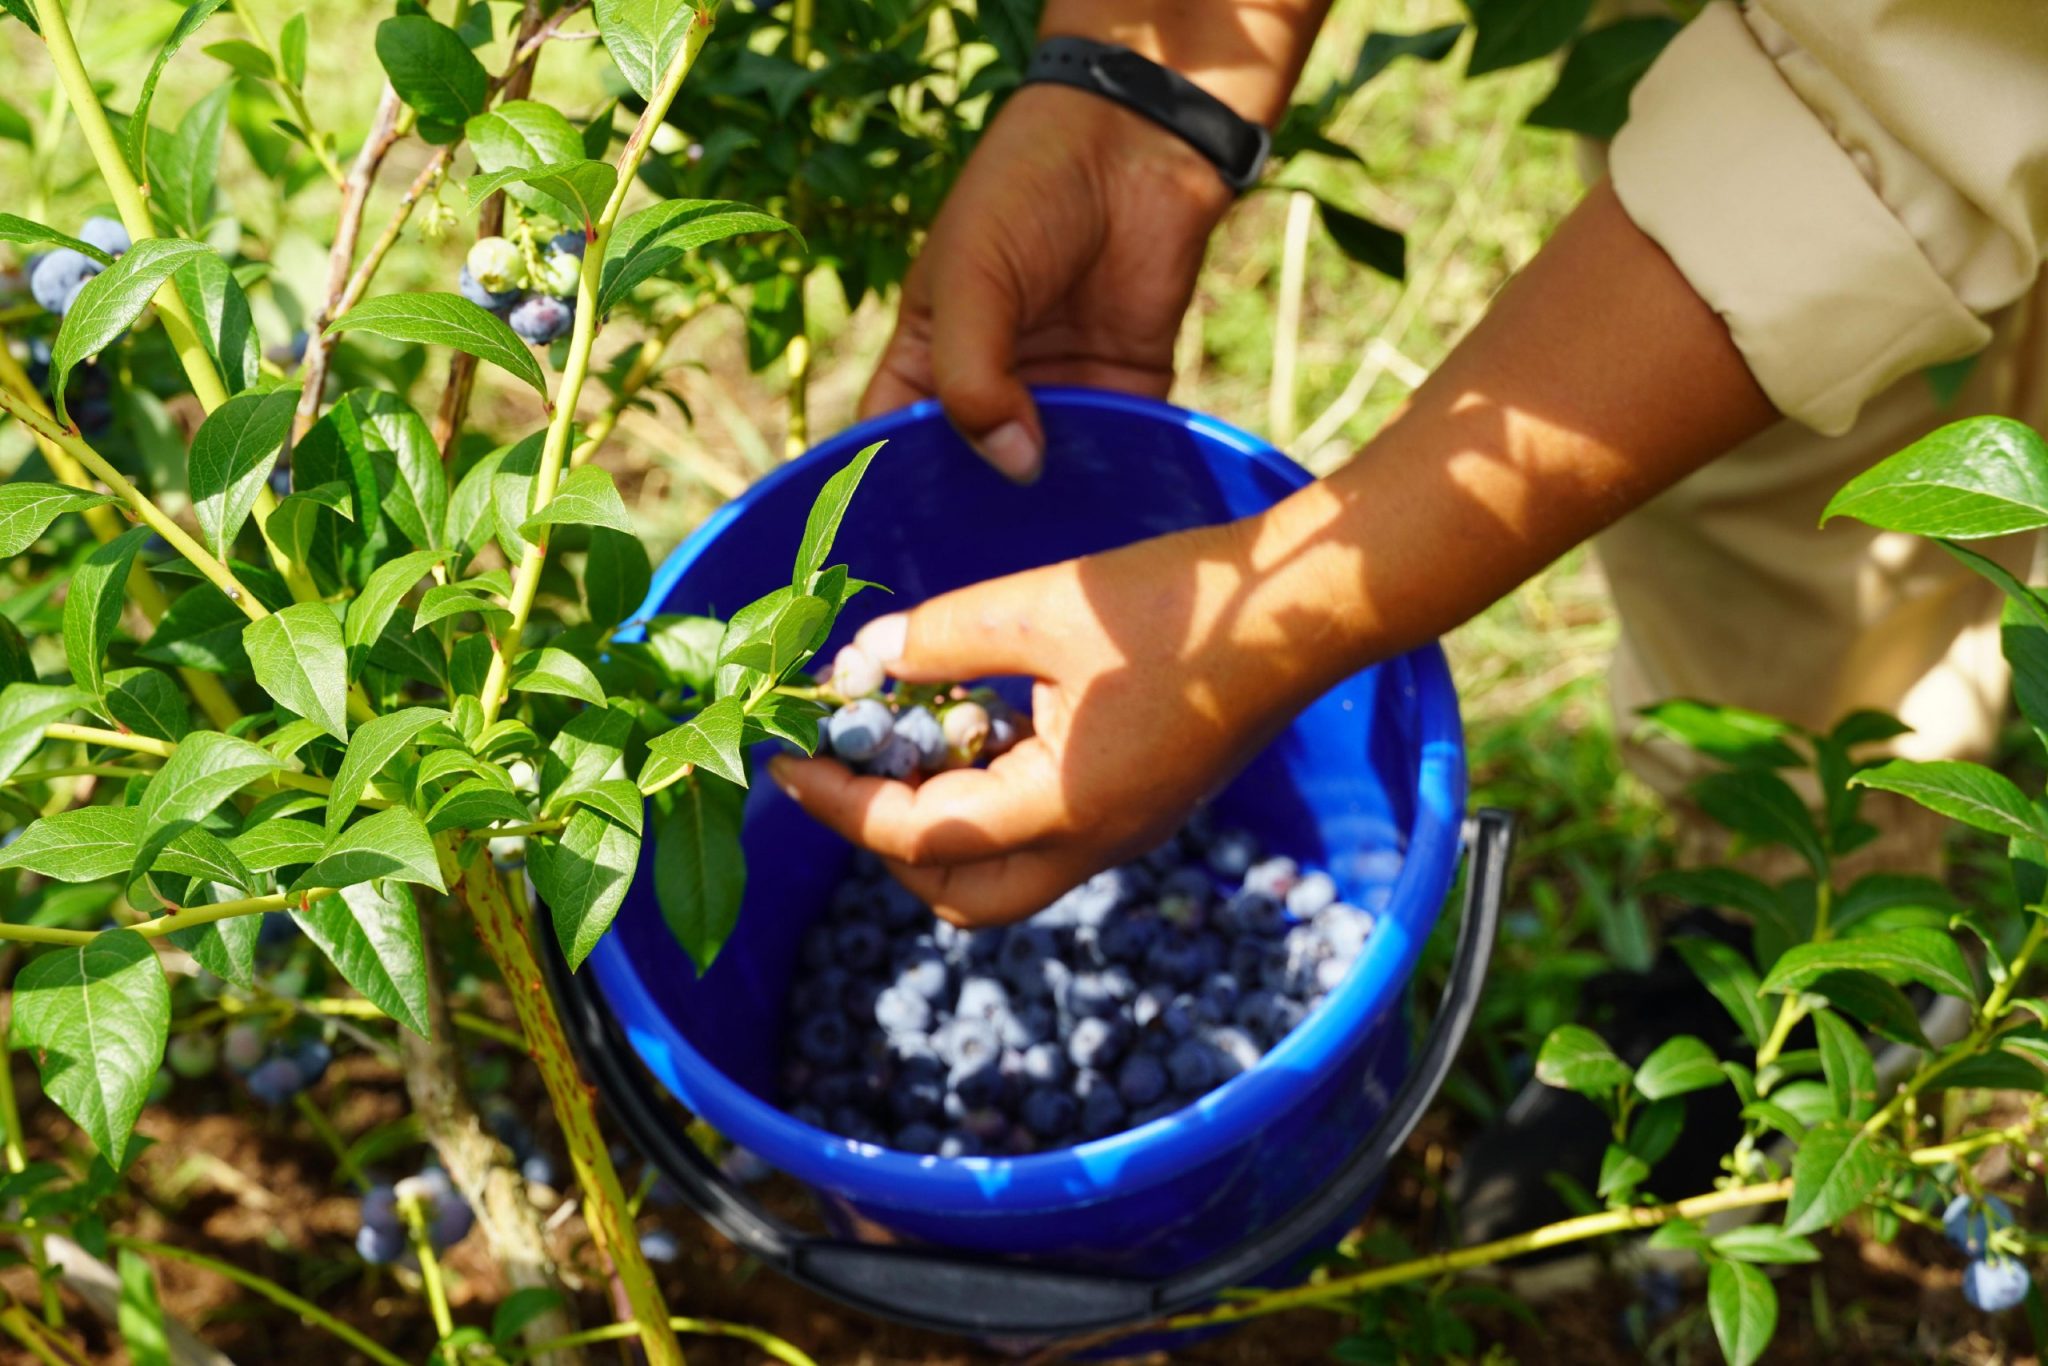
[1813,1007,1878,1121]
[0,95,26,147]
[0,0,34,31]
[584,527,651,633]
[643,696,748,790]
[1533,1024,1632,1096]
[533,806,640,968]
[169,910,259,987]
[1803,970,1929,1048]
[49,239,214,419]
[1707,1259,1777,1366]
[468,160,618,230]
[279,11,307,83]
[1595,1142,1647,1200]
[0,483,119,558]
[521,465,630,539]
[0,214,112,265]
[0,617,30,689]
[334,391,446,554]
[130,732,280,887]
[1709,1223,1820,1266]
[543,703,632,796]
[343,549,447,670]
[375,15,489,136]
[641,615,725,693]
[1312,196,1405,281]
[748,692,828,755]
[652,775,745,974]
[594,0,705,102]
[558,778,644,834]
[63,526,151,703]
[293,807,446,894]
[1692,768,1827,875]
[793,440,882,591]
[467,101,585,220]
[1635,699,1803,769]
[326,293,547,396]
[1923,1050,2048,1093]
[1525,18,1679,139]
[117,1245,171,1366]
[203,38,272,78]
[0,684,93,786]
[1782,1120,1886,1237]
[1633,1034,1724,1101]
[0,806,140,881]
[265,481,352,568]
[1647,1218,1711,1255]
[172,250,261,394]
[189,386,300,559]
[228,819,327,871]
[1822,417,2048,539]
[1463,0,1592,75]
[426,779,532,834]
[129,0,232,178]
[145,77,230,238]
[1343,25,1465,92]
[413,585,507,631]
[244,603,349,742]
[599,198,795,313]
[492,1288,568,1347]
[327,707,447,831]
[102,668,189,743]
[1762,927,1977,1002]
[510,648,605,706]
[296,880,430,1036]
[14,930,168,1167]
[1831,872,1961,935]
[490,436,543,563]
[1852,758,2048,844]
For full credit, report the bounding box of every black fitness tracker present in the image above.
[1020,35,1273,193]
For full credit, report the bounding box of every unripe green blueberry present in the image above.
[466,237,525,293]
[167,1031,219,1078]
[941,700,990,764]
[831,643,885,699]
[532,250,581,299]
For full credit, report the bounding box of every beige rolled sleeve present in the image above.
[1608,1,2048,435]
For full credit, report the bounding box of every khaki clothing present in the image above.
[1595,1,2048,866]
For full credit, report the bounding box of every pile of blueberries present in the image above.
[1945,1194,2034,1312]
[777,815,1388,1156]
[817,643,1029,780]
[459,234,581,345]
[25,216,128,317]
[356,1167,477,1265]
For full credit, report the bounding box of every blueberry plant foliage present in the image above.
[0,0,906,1359]
[1074,417,2048,1363]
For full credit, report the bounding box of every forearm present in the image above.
[1215,180,1778,706]
[1038,0,1332,125]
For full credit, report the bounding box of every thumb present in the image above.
[927,246,1044,483]
[852,570,1065,685]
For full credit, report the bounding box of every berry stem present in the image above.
[507,1316,820,1365]
[0,335,243,729]
[476,13,716,729]
[396,1191,457,1341]
[0,389,267,624]
[108,1236,409,1366]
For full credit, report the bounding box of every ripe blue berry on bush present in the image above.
[777,810,1390,1154]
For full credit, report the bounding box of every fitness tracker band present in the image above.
[1021,36,1273,193]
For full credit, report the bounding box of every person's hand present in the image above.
[861,85,1234,481]
[766,500,1371,925]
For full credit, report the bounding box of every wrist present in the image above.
[1038,0,1328,127]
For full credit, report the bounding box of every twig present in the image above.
[435,0,552,460]
[293,84,406,441]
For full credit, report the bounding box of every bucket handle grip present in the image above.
[544,808,1512,1341]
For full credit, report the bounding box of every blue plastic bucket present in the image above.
[570,388,1492,1337]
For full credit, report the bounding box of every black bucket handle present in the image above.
[542,808,1513,1341]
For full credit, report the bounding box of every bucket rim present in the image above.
[589,386,1468,1206]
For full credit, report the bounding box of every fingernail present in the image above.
[766,754,801,800]
[855,613,907,664]
[975,421,1042,484]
